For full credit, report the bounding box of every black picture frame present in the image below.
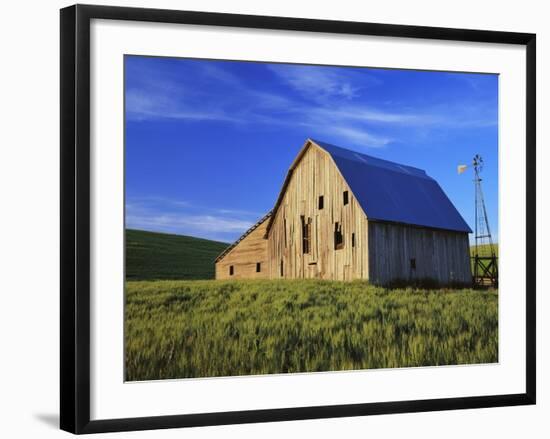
[60,4,536,434]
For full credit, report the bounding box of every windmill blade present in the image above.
[457,164,468,175]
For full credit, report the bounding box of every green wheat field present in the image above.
[124,229,498,381]
[125,279,498,381]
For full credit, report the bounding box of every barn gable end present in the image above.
[266,142,369,280]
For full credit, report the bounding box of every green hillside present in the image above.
[125,229,230,281]
[470,243,499,257]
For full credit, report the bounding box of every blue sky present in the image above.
[125,56,498,244]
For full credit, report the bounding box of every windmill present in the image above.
[458,154,498,287]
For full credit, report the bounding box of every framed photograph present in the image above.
[60,4,536,434]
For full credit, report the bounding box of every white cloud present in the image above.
[125,197,263,241]
[197,62,243,86]
[126,88,239,123]
[268,64,364,100]
[128,197,262,217]
[308,104,496,131]
[322,126,391,148]
[316,107,438,124]
[127,213,252,234]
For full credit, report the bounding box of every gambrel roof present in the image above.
[266,139,471,235]
[313,139,472,233]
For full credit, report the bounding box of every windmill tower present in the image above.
[459,154,498,287]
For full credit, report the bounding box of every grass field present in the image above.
[125,279,498,381]
[125,229,229,280]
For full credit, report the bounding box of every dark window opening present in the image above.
[229,265,234,276]
[343,190,349,205]
[283,218,287,248]
[280,260,284,277]
[318,195,324,210]
[410,258,416,270]
[352,233,355,248]
[334,222,344,250]
[301,215,311,254]
[256,262,261,273]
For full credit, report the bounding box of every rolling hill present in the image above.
[125,229,230,280]
[470,243,499,257]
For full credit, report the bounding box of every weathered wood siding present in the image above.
[215,219,269,280]
[368,221,472,285]
[267,145,369,280]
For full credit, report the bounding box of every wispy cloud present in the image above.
[125,196,262,241]
[452,72,498,93]
[127,212,252,236]
[126,58,497,150]
[323,126,391,148]
[310,106,439,125]
[126,88,240,123]
[267,64,367,100]
[126,196,192,208]
[198,62,242,85]
[128,196,263,217]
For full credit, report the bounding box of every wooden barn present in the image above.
[215,139,472,285]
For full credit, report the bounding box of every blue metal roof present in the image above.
[312,139,472,233]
